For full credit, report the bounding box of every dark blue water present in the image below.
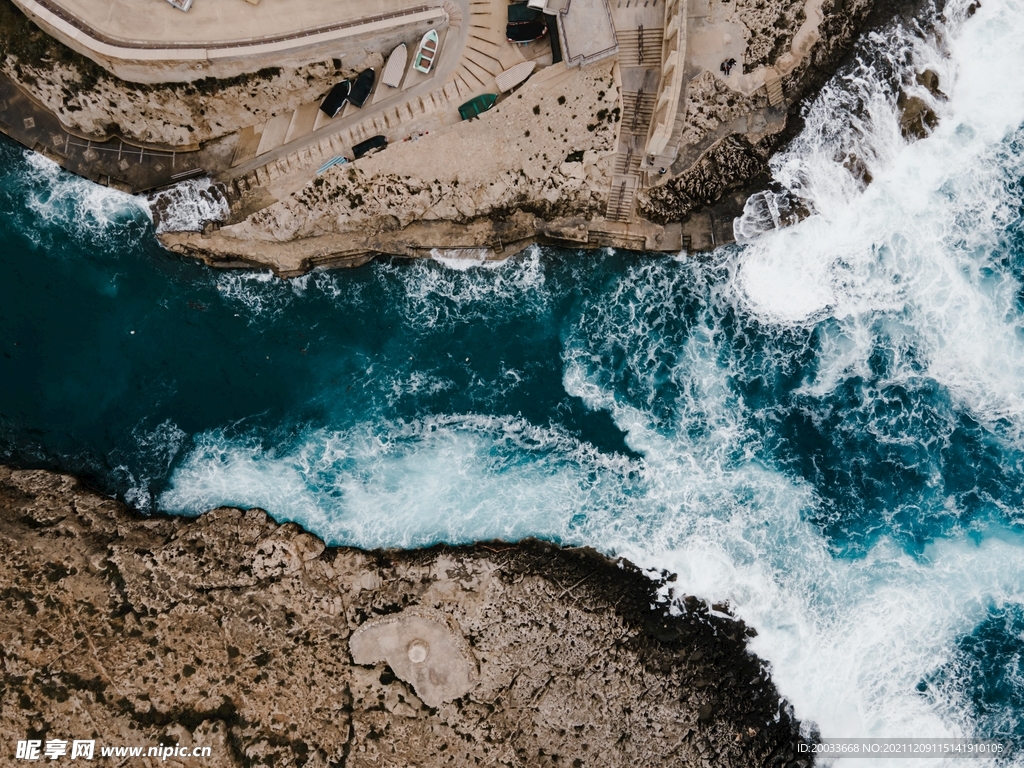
[4,145,1020,555]
[923,604,1024,746]
[4,0,1024,753]
[0,147,632,508]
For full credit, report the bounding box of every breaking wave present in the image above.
[147,177,229,234]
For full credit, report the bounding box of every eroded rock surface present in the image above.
[0,467,812,767]
[350,610,479,708]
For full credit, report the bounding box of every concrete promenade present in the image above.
[0,70,232,193]
[12,0,445,61]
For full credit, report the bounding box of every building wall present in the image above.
[644,0,685,158]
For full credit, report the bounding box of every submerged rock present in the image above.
[0,467,813,767]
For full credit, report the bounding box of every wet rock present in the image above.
[916,68,943,98]
[898,92,939,140]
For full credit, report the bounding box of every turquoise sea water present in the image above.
[3,0,1024,760]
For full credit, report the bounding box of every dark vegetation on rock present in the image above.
[0,466,815,767]
[641,135,771,223]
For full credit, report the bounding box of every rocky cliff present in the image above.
[0,466,813,767]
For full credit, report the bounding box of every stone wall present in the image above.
[10,0,442,83]
[644,0,686,158]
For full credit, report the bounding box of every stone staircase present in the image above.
[618,89,655,137]
[603,81,656,221]
[452,0,508,94]
[616,26,663,66]
[612,144,641,175]
[763,71,784,106]
[443,0,462,25]
[605,177,637,222]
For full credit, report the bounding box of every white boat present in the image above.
[413,29,439,74]
[381,43,408,88]
[496,60,536,93]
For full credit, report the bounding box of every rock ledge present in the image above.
[0,466,812,767]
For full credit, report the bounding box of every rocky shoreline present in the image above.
[0,466,814,767]
[0,0,903,274]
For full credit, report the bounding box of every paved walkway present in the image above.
[603,0,663,222]
[0,71,232,193]
[217,0,543,210]
[21,0,427,45]
[0,0,512,200]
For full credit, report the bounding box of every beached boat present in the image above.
[381,43,408,88]
[319,80,352,118]
[458,93,498,120]
[316,156,348,175]
[495,61,536,93]
[413,29,439,74]
[348,68,376,108]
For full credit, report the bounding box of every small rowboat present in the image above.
[458,93,498,120]
[413,29,439,74]
[381,43,408,88]
[495,60,536,93]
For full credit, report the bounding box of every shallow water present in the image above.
[2,0,1024,761]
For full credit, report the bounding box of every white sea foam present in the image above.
[710,0,1024,757]
[558,255,1024,763]
[386,246,549,329]
[159,415,637,548]
[119,419,188,510]
[733,0,1024,432]
[734,190,805,242]
[428,247,507,270]
[19,151,147,240]
[214,270,290,321]
[147,177,229,233]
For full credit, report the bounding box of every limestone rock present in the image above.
[349,610,479,708]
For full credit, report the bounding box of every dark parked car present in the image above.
[319,80,352,118]
[506,19,547,43]
[349,68,376,108]
[352,135,387,159]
